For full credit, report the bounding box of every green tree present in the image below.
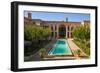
[73,25,90,56]
[24,25,36,41]
[73,25,90,43]
[24,24,52,56]
[24,25,52,41]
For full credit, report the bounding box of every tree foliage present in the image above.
[73,25,90,56]
[73,25,90,43]
[24,25,52,41]
[24,25,52,56]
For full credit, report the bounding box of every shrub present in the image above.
[39,48,46,58]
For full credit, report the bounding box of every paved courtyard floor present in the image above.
[67,39,87,58]
[25,39,88,61]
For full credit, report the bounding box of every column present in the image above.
[66,26,68,38]
[53,25,55,39]
[69,26,71,38]
[57,25,59,39]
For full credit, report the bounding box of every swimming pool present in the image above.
[49,39,72,55]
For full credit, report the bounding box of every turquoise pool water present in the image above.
[49,39,72,55]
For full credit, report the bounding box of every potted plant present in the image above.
[74,49,81,58]
[39,48,46,59]
[77,49,81,56]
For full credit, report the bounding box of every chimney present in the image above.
[28,12,32,19]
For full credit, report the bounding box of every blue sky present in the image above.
[24,11,90,22]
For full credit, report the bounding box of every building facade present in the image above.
[24,13,90,38]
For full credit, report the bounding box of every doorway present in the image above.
[59,25,66,38]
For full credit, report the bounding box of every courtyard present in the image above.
[24,12,90,62]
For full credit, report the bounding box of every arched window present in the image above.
[51,26,53,31]
[68,26,70,31]
[67,32,69,38]
[59,25,66,38]
[55,25,57,31]
[71,32,73,38]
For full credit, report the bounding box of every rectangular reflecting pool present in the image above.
[49,39,72,55]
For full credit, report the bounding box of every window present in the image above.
[68,26,70,31]
[71,32,73,38]
[32,21,36,24]
[67,32,69,38]
[51,32,53,37]
[55,25,57,31]
[51,26,53,31]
